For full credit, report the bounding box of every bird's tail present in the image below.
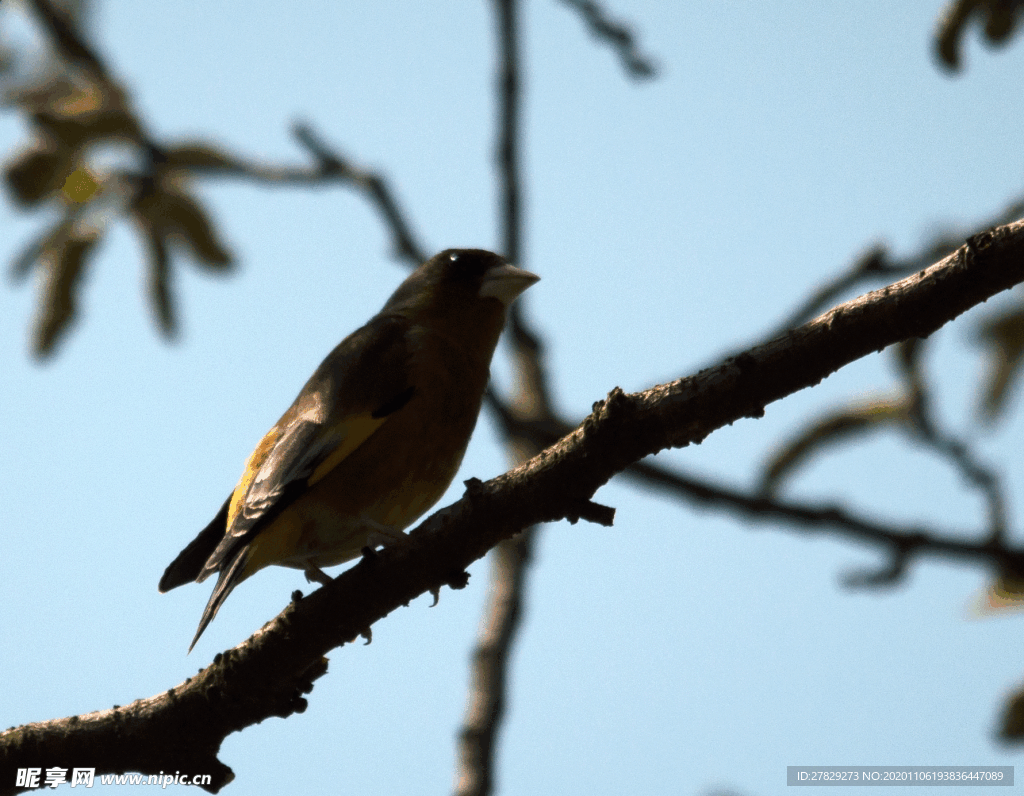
[189,545,250,653]
[159,497,230,593]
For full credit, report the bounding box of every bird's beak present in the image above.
[479,263,540,306]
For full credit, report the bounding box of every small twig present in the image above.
[135,124,431,268]
[773,244,909,333]
[291,122,428,266]
[844,547,913,588]
[892,333,1007,545]
[910,410,1008,544]
[557,0,657,78]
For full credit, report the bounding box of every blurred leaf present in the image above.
[936,0,982,70]
[141,220,176,338]
[999,686,1024,741]
[972,305,1024,421]
[27,0,106,74]
[133,184,232,271]
[3,139,72,207]
[33,99,139,150]
[758,396,913,495]
[32,228,100,358]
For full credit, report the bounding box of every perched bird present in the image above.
[159,249,539,650]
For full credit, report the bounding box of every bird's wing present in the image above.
[194,312,415,585]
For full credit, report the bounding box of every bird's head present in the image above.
[383,249,539,339]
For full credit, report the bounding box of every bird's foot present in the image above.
[304,565,334,586]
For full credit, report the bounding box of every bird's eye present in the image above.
[449,253,460,263]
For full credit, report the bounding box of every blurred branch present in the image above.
[454,533,532,796]
[490,399,1024,590]
[130,125,431,267]
[7,217,1024,790]
[456,3,655,793]
[557,0,657,78]
[456,1,546,794]
[494,0,522,268]
[935,0,1024,72]
[290,122,428,266]
[632,457,1023,583]
[909,393,1008,545]
[775,197,1024,332]
[757,339,1009,550]
[26,0,108,77]
[773,244,918,334]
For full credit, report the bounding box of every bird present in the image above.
[159,248,539,650]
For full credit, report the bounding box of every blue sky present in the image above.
[3,2,1024,794]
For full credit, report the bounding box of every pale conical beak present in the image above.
[479,263,540,306]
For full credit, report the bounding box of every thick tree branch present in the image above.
[4,219,1024,793]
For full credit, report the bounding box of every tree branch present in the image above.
[625,459,1023,581]
[26,0,109,77]
[557,0,657,78]
[490,392,1022,588]
[4,219,1024,792]
[775,196,1024,332]
[290,123,428,266]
